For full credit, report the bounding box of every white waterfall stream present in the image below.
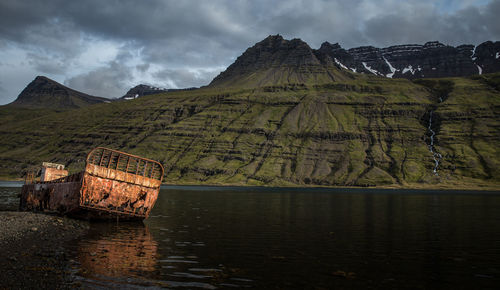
[427,111,442,175]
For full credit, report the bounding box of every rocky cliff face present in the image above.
[10,76,108,109]
[320,40,500,79]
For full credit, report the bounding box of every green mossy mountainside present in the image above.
[0,72,499,189]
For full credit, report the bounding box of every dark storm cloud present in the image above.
[2,0,499,52]
[363,0,500,46]
[65,61,133,99]
[26,53,67,75]
[153,68,220,89]
[136,63,150,73]
[0,0,499,104]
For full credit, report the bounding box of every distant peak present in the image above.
[34,75,54,82]
[256,34,287,48]
[263,34,284,41]
[423,41,445,49]
[120,84,168,100]
[320,42,342,51]
[10,75,107,109]
[289,38,310,47]
[209,35,351,88]
[255,35,312,49]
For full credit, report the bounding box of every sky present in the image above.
[0,0,498,104]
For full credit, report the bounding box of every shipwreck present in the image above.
[20,147,164,220]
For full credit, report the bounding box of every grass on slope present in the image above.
[0,73,498,190]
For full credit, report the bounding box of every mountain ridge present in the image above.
[119,84,168,100]
[9,36,499,106]
[210,35,500,87]
[119,84,198,100]
[9,76,109,109]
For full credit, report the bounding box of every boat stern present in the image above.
[78,147,164,220]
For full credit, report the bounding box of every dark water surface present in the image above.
[3,185,500,289]
[0,182,22,211]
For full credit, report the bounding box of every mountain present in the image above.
[119,84,198,100]
[317,40,500,79]
[1,74,498,189]
[9,76,109,109]
[0,37,499,190]
[209,35,353,87]
[120,84,168,100]
[211,36,500,87]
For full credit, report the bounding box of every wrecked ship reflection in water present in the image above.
[66,187,500,289]
[75,224,158,277]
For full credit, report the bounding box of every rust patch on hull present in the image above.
[20,147,164,221]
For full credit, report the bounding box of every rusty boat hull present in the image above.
[20,147,164,221]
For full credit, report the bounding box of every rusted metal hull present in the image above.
[20,147,164,221]
[19,181,81,214]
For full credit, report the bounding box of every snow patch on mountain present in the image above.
[402,65,416,75]
[362,62,380,75]
[334,58,358,73]
[124,94,139,100]
[334,58,349,70]
[383,57,397,78]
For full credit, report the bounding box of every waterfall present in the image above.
[427,111,442,175]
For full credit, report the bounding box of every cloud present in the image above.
[26,53,67,75]
[136,63,150,73]
[64,61,133,99]
[363,0,500,46]
[153,67,223,89]
[0,81,6,94]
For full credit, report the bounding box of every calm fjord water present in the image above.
[2,185,500,288]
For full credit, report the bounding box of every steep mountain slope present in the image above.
[0,74,498,189]
[209,35,354,87]
[9,76,109,109]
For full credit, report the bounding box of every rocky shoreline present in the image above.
[0,211,89,289]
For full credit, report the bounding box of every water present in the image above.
[2,185,500,288]
[0,183,21,211]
